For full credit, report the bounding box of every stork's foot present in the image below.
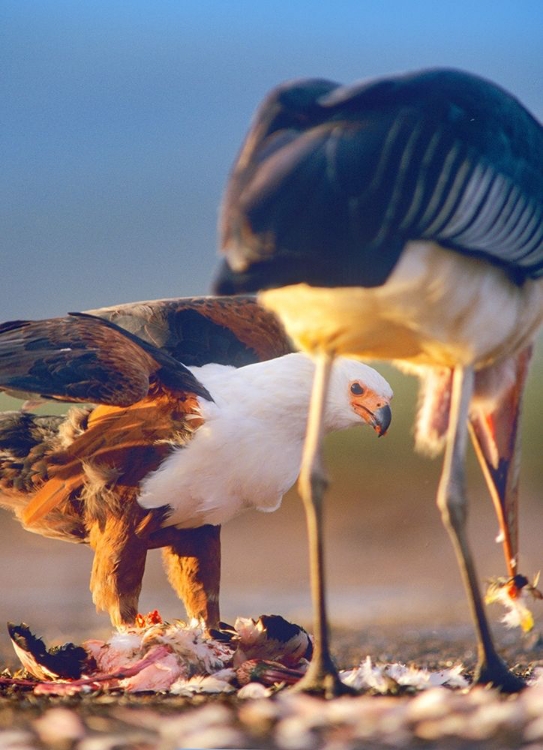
[289,656,356,698]
[473,655,526,693]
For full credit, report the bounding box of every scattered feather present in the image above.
[237,681,273,699]
[7,613,312,695]
[4,613,486,698]
[485,574,542,632]
[170,671,236,696]
[340,656,469,692]
[231,615,313,666]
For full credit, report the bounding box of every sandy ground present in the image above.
[1,621,543,749]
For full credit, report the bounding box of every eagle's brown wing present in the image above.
[0,313,210,405]
[88,294,293,367]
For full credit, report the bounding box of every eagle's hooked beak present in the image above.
[369,403,392,436]
[351,392,392,436]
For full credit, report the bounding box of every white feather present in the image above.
[138,353,391,528]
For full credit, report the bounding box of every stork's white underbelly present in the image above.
[259,242,543,369]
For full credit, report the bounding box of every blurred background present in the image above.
[1,1,542,660]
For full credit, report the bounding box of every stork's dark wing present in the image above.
[87,295,293,367]
[0,313,211,406]
[218,68,543,291]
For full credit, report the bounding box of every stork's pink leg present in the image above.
[469,345,533,579]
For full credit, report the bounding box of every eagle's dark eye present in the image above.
[350,382,365,395]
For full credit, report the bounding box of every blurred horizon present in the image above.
[1,1,542,320]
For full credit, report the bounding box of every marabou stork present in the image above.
[0,297,391,629]
[215,68,543,694]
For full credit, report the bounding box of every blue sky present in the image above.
[1,1,542,318]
